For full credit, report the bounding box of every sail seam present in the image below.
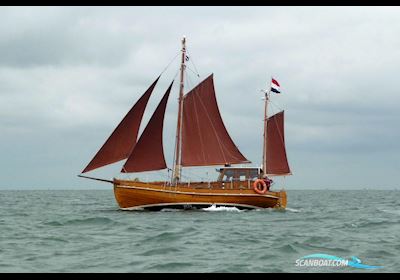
[192,90,207,163]
[196,90,228,164]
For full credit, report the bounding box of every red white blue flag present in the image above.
[270,78,281,94]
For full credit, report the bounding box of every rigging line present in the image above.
[185,69,196,92]
[170,67,181,179]
[193,90,207,162]
[155,170,171,182]
[196,93,228,163]
[184,70,207,163]
[185,73,240,164]
[179,170,208,182]
[266,100,277,117]
[173,71,197,177]
[196,89,245,162]
[186,48,200,78]
[173,68,180,81]
[186,65,200,78]
[269,99,283,113]
[266,97,287,159]
[160,52,180,75]
[182,169,208,181]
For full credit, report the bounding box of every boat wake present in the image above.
[202,204,244,212]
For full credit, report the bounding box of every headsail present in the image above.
[181,74,250,167]
[81,77,159,173]
[121,81,173,173]
[265,111,291,176]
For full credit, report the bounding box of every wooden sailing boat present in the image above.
[79,37,291,210]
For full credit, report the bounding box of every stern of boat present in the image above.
[274,189,287,209]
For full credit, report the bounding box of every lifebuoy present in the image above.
[253,179,267,195]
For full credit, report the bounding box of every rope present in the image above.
[268,99,283,115]
[185,68,197,92]
[186,48,200,78]
[160,52,180,75]
[186,65,200,78]
[180,169,209,182]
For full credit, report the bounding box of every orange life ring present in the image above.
[253,179,267,195]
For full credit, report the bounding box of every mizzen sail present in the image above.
[82,77,159,173]
[121,81,173,173]
[181,74,250,167]
[266,111,291,176]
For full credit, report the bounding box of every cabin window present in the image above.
[218,168,261,182]
[222,174,233,182]
[223,170,234,182]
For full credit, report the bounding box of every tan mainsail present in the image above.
[181,74,250,167]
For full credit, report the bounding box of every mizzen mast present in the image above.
[172,36,187,184]
[262,86,270,178]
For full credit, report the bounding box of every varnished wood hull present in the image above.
[113,179,287,210]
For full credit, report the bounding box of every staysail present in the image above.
[266,111,291,176]
[121,81,173,173]
[81,77,159,173]
[181,74,250,167]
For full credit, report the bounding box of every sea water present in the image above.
[0,190,398,272]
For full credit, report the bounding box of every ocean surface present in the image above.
[0,189,399,273]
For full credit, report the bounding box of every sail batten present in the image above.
[181,74,250,167]
[266,111,291,176]
[121,81,173,173]
[81,77,160,173]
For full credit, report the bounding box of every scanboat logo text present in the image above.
[295,254,383,270]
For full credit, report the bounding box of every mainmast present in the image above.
[172,36,187,184]
[262,87,270,178]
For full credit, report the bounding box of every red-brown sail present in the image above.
[181,74,250,167]
[121,81,173,173]
[82,77,159,173]
[266,111,291,176]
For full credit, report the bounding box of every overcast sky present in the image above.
[1,6,399,189]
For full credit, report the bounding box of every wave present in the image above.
[379,208,400,216]
[44,217,119,226]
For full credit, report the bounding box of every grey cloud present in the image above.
[1,6,399,189]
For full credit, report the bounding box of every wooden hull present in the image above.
[113,179,287,210]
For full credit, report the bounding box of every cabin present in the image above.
[216,167,262,189]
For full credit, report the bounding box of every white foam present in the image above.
[285,207,301,213]
[202,204,243,212]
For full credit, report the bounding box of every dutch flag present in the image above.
[270,78,281,94]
